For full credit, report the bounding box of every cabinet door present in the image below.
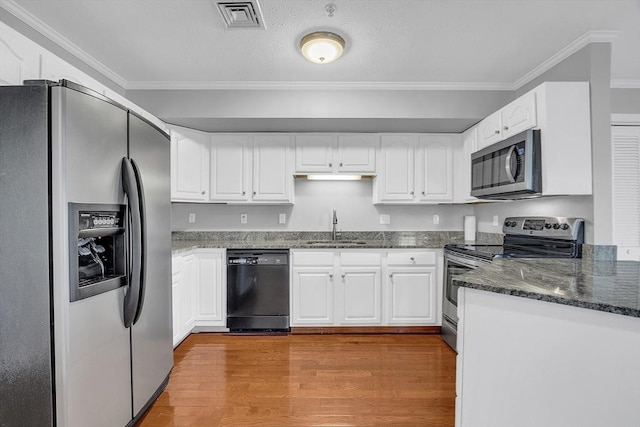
[209,135,251,202]
[171,256,183,347]
[252,134,293,202]
[336,134,377,173]
[181,254,197,338]
[385,267,436,324]
[0,22,41,85]
[501,91,537,139]
[416,135,454,202]
[377,135,416,202]
[295,135,335,173]
[335,267,382,325]
[170,127,209,201]
[194,250,225,326]
[291,267,335,325]
[477,111,502,150]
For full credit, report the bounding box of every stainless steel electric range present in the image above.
[441,216,585,351]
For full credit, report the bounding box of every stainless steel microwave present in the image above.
[471,129,541,200]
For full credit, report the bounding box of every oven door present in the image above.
[442,254,478,322]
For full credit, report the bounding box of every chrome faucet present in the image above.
[332,208,338,241]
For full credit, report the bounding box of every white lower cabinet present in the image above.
[194,249,226,327]
[291,249,440,327]
[171,249,226,347]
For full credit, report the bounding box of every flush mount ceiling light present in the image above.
[300,31,345,64]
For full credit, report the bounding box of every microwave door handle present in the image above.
[505,145,517,183]
[121,157,141,328]
[130,159,147,325]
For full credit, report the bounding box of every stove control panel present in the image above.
[503,217,584,241]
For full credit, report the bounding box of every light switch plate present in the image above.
[493,215,499,226]
[279,213,286,224]
[240,213,248,224]
[379,214,391,225]
[433,214,439,225]
[188,213,196,223]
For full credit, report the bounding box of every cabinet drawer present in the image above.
[386,251,435,266]
[340,251,381,266]
[292,251,334,266]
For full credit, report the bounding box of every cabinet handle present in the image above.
[410,257,415,262]
[201,191,205,195]
[329,274,334,280]
[410,191,414,195]
[494,129,500,134]
[421,191,425,196]
[339,162,343,167]
[341,274,346,279]
[329,162,333,167]
[388,273,393,279]
[503,126,509,131]
[253,191,256,196]
[242,191,246,195]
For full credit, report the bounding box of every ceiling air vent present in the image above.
[215,1,265,29]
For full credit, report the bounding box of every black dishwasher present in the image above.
[226,249,290,332]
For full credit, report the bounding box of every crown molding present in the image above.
[513,30,621,90]
[0,0,127,88]
[124,80,515,91]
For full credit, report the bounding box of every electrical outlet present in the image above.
[240,213,248,224]
[493,215,499,226]
[433,214,439,225]
[379,214,390,225]
[279,213,286,224]
[188,213,196,223]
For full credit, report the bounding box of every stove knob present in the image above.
[544,223,552,229]
[553,223,560,230]
[560,223,569,230]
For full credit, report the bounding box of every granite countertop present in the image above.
[454,258,640,318]
[171,230,502,252]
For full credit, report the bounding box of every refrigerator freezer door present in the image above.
[0,85,54,426]
[52,85,132,426]
[128,113,173,416]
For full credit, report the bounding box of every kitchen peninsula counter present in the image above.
[453,258,640,317]
[453,257,640,427]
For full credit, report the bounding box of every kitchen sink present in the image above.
[305,240,368,245]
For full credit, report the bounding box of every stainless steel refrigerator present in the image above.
[0,80,173,426]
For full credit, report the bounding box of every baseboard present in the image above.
[290,326,441,335]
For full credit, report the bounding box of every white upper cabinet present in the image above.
[170,126,210,202]
[209,134,251,202]
[252,134,294,202]
[453,126,478,203]
[416,135,454,202]
[0,23,41,85]
[375,134,457,204]
[477,91,537,150]
[295,134,377,174]
[209,134,294,204]
[376,134,416,202]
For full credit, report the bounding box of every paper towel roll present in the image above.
[464,215,476,242]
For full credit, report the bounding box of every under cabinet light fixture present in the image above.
[294,174,375,181]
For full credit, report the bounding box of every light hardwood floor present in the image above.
[138,333,456,426]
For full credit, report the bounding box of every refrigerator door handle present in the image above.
[122,157,141,328]
[130,158,147,325]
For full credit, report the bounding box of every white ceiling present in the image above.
[2,0,639,91]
